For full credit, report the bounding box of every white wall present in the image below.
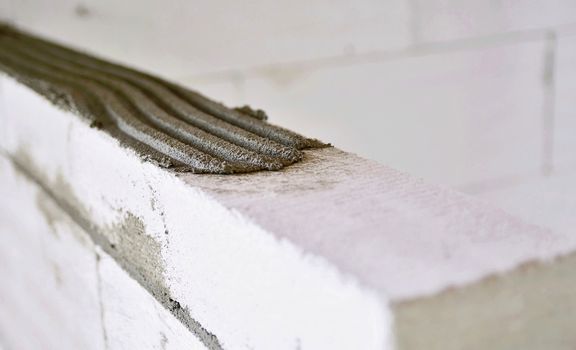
[1,0,575,232]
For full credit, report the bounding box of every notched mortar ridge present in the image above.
[0,24,329,174]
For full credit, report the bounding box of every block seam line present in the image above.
[95,252,110,350]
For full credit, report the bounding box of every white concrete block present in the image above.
[199,40,547,188]
[413,0,576,43]
[2,72,575,349]
[6,0,411,77]
[553,33,576,171]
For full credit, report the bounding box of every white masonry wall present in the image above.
[1,0,575,236]
[1,1,576,348]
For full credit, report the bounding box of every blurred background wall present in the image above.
[1,0,575,233]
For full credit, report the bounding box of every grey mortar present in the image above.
[0,24,328,174]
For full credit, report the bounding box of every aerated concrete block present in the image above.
[1,67,576,349]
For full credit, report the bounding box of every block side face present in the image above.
[392,252,576,350]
